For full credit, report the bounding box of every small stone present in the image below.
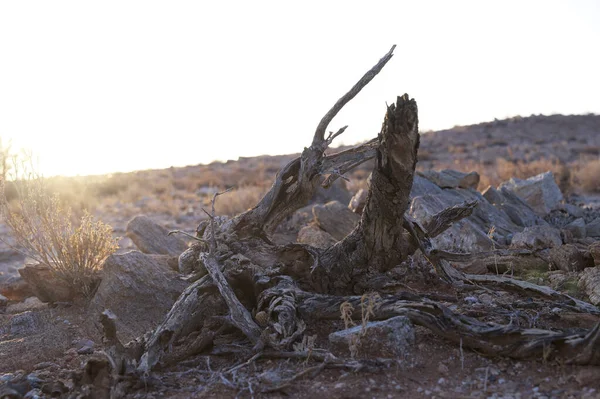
[75,339,95,355]
[6,297,47,313]
[329,316,415,358]
[438,363,449,375]
[8,311,43,336]
[463,296,478,304]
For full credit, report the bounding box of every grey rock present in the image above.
[313,201,360,241]
[409,188,519,252]
[348,188,368,214]
[7,311,43,336]
[579,267,600,305]
[410,175,444,199]
[19,262,86,303]
[511,226,563,250]
[126,215,189,256]
[178,242,207,275]
[297,224,337,249]
[537,244,592,272]
[564,218,586,239]
[75,339,95,355]
[329,316,415,358]
[417,169,480,189]
[0,293,7,310]
[6,297,46,314]
[590,242,600,266]
[561,203,585,218]
[90,251,189,343]
[312,178,352,206]
[483,186,547,227]
[499,171,564,215]
[586,218,600,238]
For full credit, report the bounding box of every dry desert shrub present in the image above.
[573,159,600,193]
[0,172,118,297]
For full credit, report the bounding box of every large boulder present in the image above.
[90,251,188,343]
[499,172,563,215]
[328,316,415,358]
[126,215,189,256]
[313,201,360,241]
[417,169,480,189]
[297,224,337,249]
[510,226,563,250]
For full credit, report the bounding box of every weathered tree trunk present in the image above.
[104,46,600,375]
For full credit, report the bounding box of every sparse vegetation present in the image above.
[576,158,600,193]
[0,169,118,297]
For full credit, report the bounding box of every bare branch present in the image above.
[312,45,396,150]
[325,125,348,146]
[320,138,378,187]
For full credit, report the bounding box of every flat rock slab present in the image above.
[313,201,360,241]
[90,251,189,343]
[499,171,564,215]
[126,215,189,256]
[329,316,415,358]
[417,169,480,189]
[579,267,600,305]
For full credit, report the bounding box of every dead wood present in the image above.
[127,46,600,376]
[277,286,600,365]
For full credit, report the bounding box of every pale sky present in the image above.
[1,1,599,177]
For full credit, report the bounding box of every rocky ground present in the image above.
[1,114,600,398]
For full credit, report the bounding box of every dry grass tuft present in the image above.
[214,186,268,216]
[574,159,600,193]
[0,172,118,297]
